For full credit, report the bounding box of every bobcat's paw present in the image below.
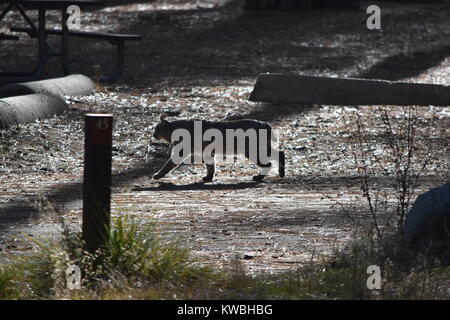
[152,172,164,180]
[202,176,214,183]
[252,174,266,182]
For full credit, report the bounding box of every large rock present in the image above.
[404,182,450,265]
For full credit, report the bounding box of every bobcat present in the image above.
[152,114,285,182]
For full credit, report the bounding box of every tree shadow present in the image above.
[0,204,39,227]
[227,102,315,122]
[358,45,450,81]
[0,161,154,232]
[121,3,450,86]
[4,2,449,88]
[102,0,157,8]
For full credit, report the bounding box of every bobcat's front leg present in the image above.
[152,158,177,180]
[202,163,215,182]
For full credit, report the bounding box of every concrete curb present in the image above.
[249,74,450,106]
[0,94,68,129]
[0,74,96,99]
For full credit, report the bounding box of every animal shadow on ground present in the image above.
[132,181,265,191]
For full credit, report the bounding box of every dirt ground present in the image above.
[0,0,449,273]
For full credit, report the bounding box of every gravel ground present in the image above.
[0,0,449,273]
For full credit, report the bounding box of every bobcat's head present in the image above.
[153,114,171,142]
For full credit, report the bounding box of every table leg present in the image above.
[13,4,56,54]
[14,4,38,32]
[29,8,47,80]
[0,6,46,82]
[61,8,71,75]
[100,41,125,83]
[0,4,34,80]
[0,3,13,22]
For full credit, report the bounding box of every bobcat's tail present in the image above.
[278,151,285,178]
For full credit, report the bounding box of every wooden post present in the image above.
[82,113,113,254]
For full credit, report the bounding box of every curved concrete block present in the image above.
[0,94,67,129]
[250,74,450,106]
[0,74,95,99]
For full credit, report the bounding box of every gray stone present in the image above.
[249,73,450,106]
[404,182,450,265]
[0,94,67,129]
[0,74,95,99]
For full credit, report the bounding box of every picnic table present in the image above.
[0,0,142,83]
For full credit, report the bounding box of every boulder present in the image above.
[404,182,450,265]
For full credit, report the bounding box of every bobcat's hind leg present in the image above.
[153,154,190,180]
[153,159,177,179]
[253,161,272,182]
[279,151,285,178]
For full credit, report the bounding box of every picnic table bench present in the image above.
[10,26,143,82]
[0,0,142,83]
[0,33,19,40]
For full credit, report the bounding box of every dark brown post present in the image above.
[82,113,113,254]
